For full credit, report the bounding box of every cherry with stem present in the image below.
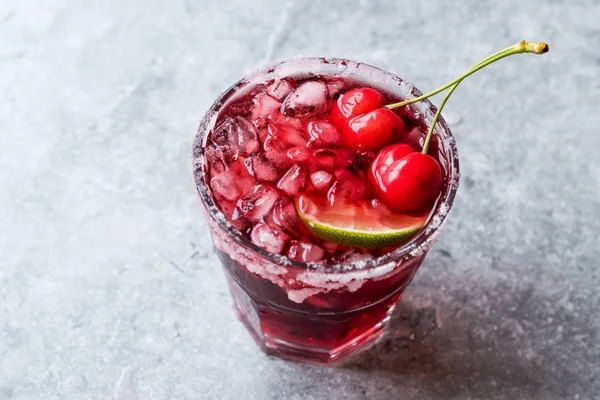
[369,40,549,213]
[387,40,549,154]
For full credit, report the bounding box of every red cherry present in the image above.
[332,87,385,122]
[369,144,443,212]
[342,108,405,151]
[332,87,406,152]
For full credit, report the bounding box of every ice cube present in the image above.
[254,118,268,131]
[307,121,343,147]
[282,80,328,117]
[327,170,367,206]
[286,146,312,163]
[236,176,256,199]
[327,181,351,207]
[232,184,279,223]
[250,223,289,254]
[251,92,282,122]
[255,124,271,146]
[277,164,306,196]
[267,79,294,101]
[273,114,305,131]
[227,99,254,117]
[264,124,308,152]
[264,149,291,168]
[210,171,240,201]
[287,242,325,262]
[211,116,260,158]
[216,199,235,218]
[210,161,256,201]
[242,156,255,176]
[310,170,333,191]
[204,147,229,175]
[269,124,308,148]
[325,79,345,98]
[218,199,249,230]
[263,134,285,153]
[265,198,303,238]
[251,153,279,182]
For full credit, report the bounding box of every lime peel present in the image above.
[295,195,429,249]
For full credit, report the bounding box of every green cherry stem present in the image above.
[419,41,548,154]
[420,45,524,153]
[385,40,549,111]
[384,40,549,154]
[421,82,459,154]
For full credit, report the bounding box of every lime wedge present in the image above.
[294,194,429,249]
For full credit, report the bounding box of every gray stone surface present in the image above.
[0,0,598,398]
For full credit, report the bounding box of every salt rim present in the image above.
[192,57,460,301]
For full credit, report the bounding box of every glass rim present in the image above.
[193,56,460,273]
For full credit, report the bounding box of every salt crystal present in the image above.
[345,251,375,267]
[287,288,323,304]
[347,280,364,292]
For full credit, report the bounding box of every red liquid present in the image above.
[216,244,425,363]
[194,71,452,363]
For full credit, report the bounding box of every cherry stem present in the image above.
[421,46,518,153]
[421,82,459,154]
[382,40,549,155]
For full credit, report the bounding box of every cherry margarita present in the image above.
[192,58,459,364]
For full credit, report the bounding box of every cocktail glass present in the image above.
[192,58,460,364]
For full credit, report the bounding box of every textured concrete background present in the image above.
[1,0,599,399]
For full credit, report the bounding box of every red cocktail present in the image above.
[193,58,459,364]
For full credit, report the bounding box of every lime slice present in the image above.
[295,194,429,249]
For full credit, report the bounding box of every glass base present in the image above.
[226,271,400,365]
[234,303,391,365]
